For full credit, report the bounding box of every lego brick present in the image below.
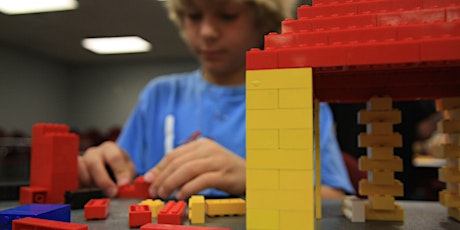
[342,195,365,222]
[246,189,314,211]
[139,199,164,218]
[436,97,460,110]
[359,179,404,196]
[280,210,314,230]
[279,128,313,149]
[397,21,460,41]
[246,209,279,230]
[443,109,460,121]
[246,149,313,170]
[246,169,280,190]
[84,198,110,220]
[377,8,445,26]
[366,123,394,135]
[365,203,404,221]
[278,45,349,68]
[264,32,296,49]
[64,188,105,210]
[357,109,401,124]
[246,108,313,129]
[437,133,460,145]
[12,217,87,230]
[19,186,48,205]
[0,204,70,230]
[157,201,186,225]
[347,41,420,66]
[434,144,460,158]
[437,120,460,133]
[358,133,403,148]
[188,195,205,224]
[446,157,459,168]
[129,205,152,227]
[359,156,403,172]
[448,207,460,221]
[279,88,312,109]
[246,68,312,89]
[367,96,393,111]
[368,170,395,185]
[140,224,231,230]
[367,147,395,159]
[440,190,460,208]
[246,48,278,70]
[205,198,245,217]
[282,17,312,34]
[246,129,279,149]
[311,14,377,31]
[117,176,151,199]
[295,31,329,47]
[439,167,460,183]
[246,89,279,110]
[279,169,313,190]
[359,0,423,14]
[369,194,396,210]
[446,182,459,195]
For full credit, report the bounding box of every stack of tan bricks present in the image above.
[358,96,404,221]
[437,97,460,221]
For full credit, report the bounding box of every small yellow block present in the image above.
[188,195,205,224]
[280,210,314,230]
[439,167,460,183]
[247,108,313,129]
[246,209,279,230]
[246,68,312,90]
[246,169,279,190]
[247,149,313,170]
[279,169,313,190]
[365,203,404,221]
[279,88,312,109]
[279,128,313,149]
[369,194,396,210]
[139,199,164,218]
[439,190,460,208]
[205,198,245,217]
[358,109,401,124]
[246,129,279,149]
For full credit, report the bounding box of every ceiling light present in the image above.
[0,0,78,15]
[82,36,152,55]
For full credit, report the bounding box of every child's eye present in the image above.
[220,13,238,21]
[186,13,202,21]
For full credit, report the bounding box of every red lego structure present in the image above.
[157,201,186,225]
[117,176,151,199]
[129,204,152,227]
[140,223,231,230]
[84,198,110,220]
[20,123,79,204]
[12,217,87,230]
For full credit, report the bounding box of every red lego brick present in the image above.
[157,201,186,225]
[19,186,48,205]
[446,6,460,22]
[84,198,110,220]
[246,48,278,70]
[282,17,312,33]
[129,205,152,227]
[423,0,459,8]
[420,37,460,61]
[377,8,446,26]
[12,217,87,230]
[264,32,296,49]
[140,223,231,230]
[117,176,151,199]
[297,3,358,19]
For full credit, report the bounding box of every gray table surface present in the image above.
[1,199,460,230]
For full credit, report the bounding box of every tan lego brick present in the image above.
[446,182,459,195]
[446,157,459,169]
[448,207,460,222]
[279,128,313,149]
[443,109,460,121]
[367,147,395,160]
[367,96,393,111]
[437,133,460,146]
[365,203,404,221]
[246,68,312,90]
[439,167,460,183]
[437,120,460,134]
[366,123,394,135]
[436,97,460,110]
[368,170,394,185]
[359,156,403,172]
[440,190,460,208]
[369,194,396,210]
[358,109,401,124]
[359,179,404,197]
[358,133,402,148]
[247,108,313,129]
[246,89,278,110]
[279,88,312,109]
[246,129,278,149]
[342,195,365,222]
[433,144,460,158]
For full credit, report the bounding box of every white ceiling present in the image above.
[0,0,193,64]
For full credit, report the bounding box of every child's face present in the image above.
[182,0,263,78]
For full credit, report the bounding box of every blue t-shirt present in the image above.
[117,69,355,196]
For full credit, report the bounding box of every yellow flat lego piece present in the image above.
[246,189,314,211]
[358,109,401,124]
[359,179,404,197]
[367,96,393,111]
[279,88,312,109]
[139,199,164,218]
[366,123,394,135]
[247,108,313,129]
[188,195,205,224]
[365,203,404,221]
[246,169,279,190]
[358,133,402,148]
[369,194,396,210]
[436,97,460,110]
[246,129,279,149]
[359,156,403,172]
[246,89,278,110]
[246,68,312,90]
[279,128,313,149]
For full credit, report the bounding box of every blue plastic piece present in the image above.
[0,204,70,230]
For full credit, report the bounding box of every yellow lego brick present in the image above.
[439,167,460,183]
[359,156,403,172]
[246,89,278,110]
[366,123,394,135]
[246,209,279,230]
[358,133,402,148]
[434,144,460,158]
[358,109,401,124]
[246,189,313,211]
[367,147,395,160]
[367,96,393,111]
[342,195,366,222]
[436,97,460,110]
[188,195,205,224]
[368,170,394,185]
[279,88,312,109]
[443,109,460,121]
[440,190,460,208]
[139,199,164,218]
[365,203,404,221]
[247,149,313,170]
[359,179,404,196]
[279,128,313,149]
[280,210,314,230]
[369,194,396,210]
[279,169,313,190]
[246,169,279,190]
[246,129,279,149]
[446,182,459,195]
[246,68,312,90]
[437,120,460,134]
[437,133,460,145]
[246,189,278,209]
[205,198,245,217]
[247,108,313,129]
[448,207,460,221]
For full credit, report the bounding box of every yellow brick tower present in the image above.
[246,68,315,230]
[357,96,404,221]
[436,97,460,221]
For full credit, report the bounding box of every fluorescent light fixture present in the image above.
[0,0,78,15]
[82,36,152,55]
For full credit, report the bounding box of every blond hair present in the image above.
[166,0,297,34]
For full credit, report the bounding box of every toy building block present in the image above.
[157,201,186,225]
[436,97,460,110]
[365,203,404,221]
[139,199,164,218]
[0,204,70,230]
[188,195,205,224]
[84,198,110,220]
[129,204,152,228]
[140,223,231,230]
[65,188,106,209]
[342,195,365,222]
[12,217,87,230]
[205,198,245,217]
[20,186,48,205]
[117,176,151,199]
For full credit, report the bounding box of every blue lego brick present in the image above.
[0,204,70,230]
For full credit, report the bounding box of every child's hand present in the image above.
[143,138,245,200]
[78,141,136,197]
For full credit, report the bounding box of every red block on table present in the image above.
[129,204,152,227]
[84,198,110,220]
[157,200,186,225]
[141,223,231,230]
[19,186,48,205]
[117,176,151,199]
[12,217,87,230]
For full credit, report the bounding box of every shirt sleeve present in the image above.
[319,103,355,194]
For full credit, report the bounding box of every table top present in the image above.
[1,199,460,230]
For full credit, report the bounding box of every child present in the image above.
[78,0,354,200]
